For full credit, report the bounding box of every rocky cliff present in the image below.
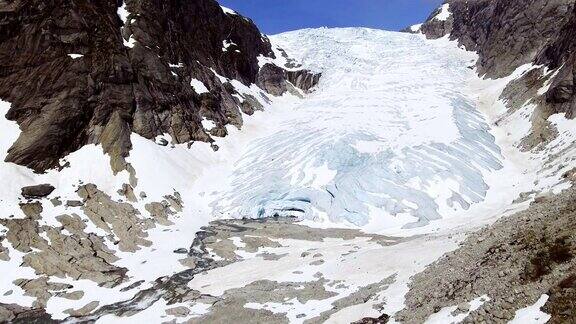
[0,0,319,173]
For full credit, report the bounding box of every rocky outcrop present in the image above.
[352,314,390,324]
[78,184,153,252]
[0,214,127,287]
[0,0,318,173]
[285,70,321,93]
[0,237,9,261]
[0,182,188,316]
[19,202,43,219]
[418,6,453,40]
[536,3,576,118]
[256,64,289,96]
[0,303,56,323]
[15,277,75,308]
[256,63,321,96]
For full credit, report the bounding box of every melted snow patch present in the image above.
[68,54,83,59]
[210,68,229,83]
[118,1,136,47]
[202,118,216,131]
[425,295,490,323]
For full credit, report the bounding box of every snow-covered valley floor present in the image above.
[1,28,569,323]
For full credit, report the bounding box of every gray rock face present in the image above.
[0,214,127,290]
[78,184,152,253]
[537,4,576,118]
[0,0,320,173]
[21,184,55,199]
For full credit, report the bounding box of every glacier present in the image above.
[212,28,503,228]
[0,26,566,323]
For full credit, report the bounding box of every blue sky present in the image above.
[218,0,444,35]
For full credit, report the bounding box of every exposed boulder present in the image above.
[19,202,43,219]
[240,94,265,115]
[65,200,84,207]
[117,183,138,202]
[165,306,191,317]
[145,202,175,226]
[21,184,55,199]
[64,300,100,317]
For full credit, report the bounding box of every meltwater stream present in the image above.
[213,28,503,228]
